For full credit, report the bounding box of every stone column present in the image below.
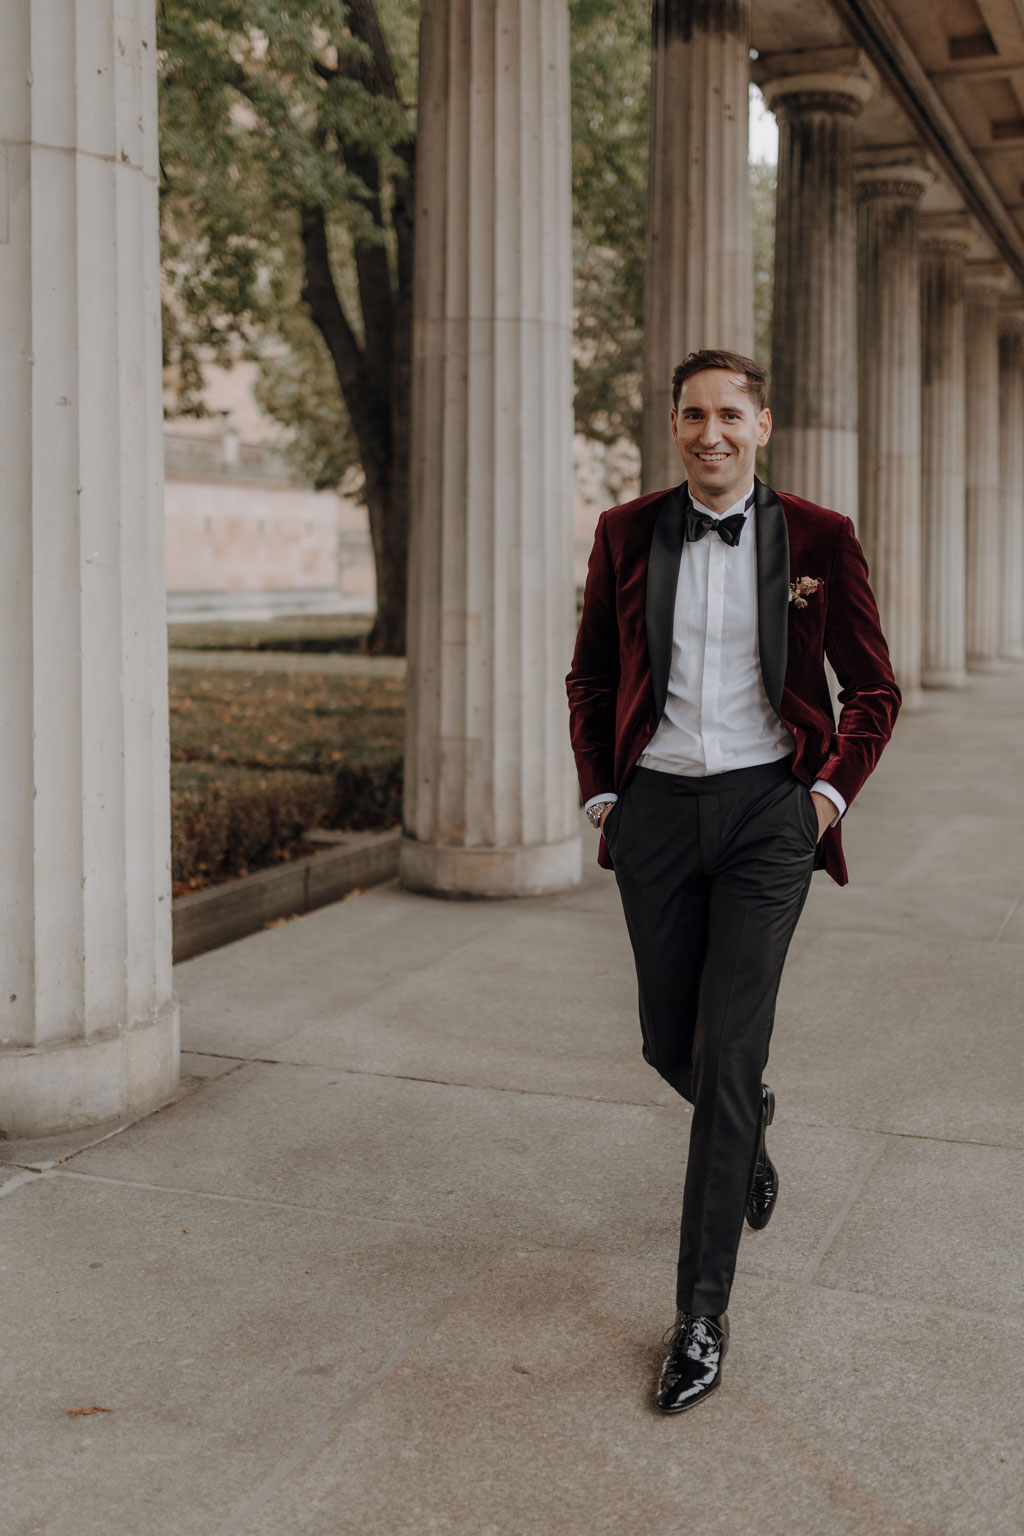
[855,150,931,708]
[641,0,753,492]
[919,216,972,689]
[998,305,1024,661]
[401,0,582,898]
[963,264,1009,668]
[762,64,873,520]
[0,2,178,1135]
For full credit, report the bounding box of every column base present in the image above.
[967,653,1009,673]
[0,998,180,1139]
[400,833,582,899]
[922,668,969,689]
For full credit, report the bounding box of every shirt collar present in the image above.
[690,483,756,521]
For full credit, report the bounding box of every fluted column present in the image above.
[401,0,581,898]
[964,264,1009,668]
[0,1,178,1135]
[762,66,873,520]
[855,150,931,707]
[998,306,1024,660]
[641,0,753,492]
[919,216,972,689]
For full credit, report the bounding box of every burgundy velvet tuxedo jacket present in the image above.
[566,478,901,886]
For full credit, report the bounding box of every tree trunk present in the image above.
[299,203,409,654]
[364,478,407,655]
[360,276,410,656]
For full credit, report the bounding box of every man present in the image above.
[566,350,900,1414]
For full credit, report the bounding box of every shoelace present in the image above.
[661,1314,722,1353]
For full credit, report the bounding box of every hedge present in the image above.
[168,664,405,892]
[171,757,402,890]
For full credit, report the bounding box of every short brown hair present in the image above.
[671,350,768,413]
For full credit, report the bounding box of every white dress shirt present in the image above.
[586,484,846,823]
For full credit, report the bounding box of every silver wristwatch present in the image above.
[586,800,614,829]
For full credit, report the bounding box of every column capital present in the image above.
[997,298,1024,339]
[757,46,876,117]
[854,146,933,201]
[918,211,976,256]
[652,0,750,44]
[964,261,1014,301]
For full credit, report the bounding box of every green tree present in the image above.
[167,5,764,648]
[750,155,777,379]
[159,0,417,655]
[569,0,650,449]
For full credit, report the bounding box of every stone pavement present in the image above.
[3,670,1023,1535]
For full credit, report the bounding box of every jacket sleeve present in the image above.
[565,511,619,804]
[817,515,901,809]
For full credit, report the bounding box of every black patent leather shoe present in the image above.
[655,1311,729,1414]
[746,1083,779,1231]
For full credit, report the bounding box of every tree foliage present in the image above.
[159,0,417,652]
[568,0,650,449]
[158,3,776,649]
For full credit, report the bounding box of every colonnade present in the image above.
[5,0,1024,1134]
[399,1,1024,908]
[642,16,1024,710]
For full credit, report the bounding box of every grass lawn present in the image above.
[168,614,374,655]
[169,664,404,894]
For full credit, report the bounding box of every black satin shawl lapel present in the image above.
[645,484,686,719]
[754,476,789,718]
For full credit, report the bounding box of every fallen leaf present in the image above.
[66,1405,112,1417]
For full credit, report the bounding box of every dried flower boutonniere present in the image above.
[789,576,821,609]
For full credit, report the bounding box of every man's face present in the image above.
[670,370,772,511]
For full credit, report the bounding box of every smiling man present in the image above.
[566,350,901,1413]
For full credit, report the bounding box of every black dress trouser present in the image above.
[603,755,817,1316]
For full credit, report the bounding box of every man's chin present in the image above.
[686,463,741,502]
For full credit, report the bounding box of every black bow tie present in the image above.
[684,503,747,547]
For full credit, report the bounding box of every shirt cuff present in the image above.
[810,779,846,825]
[584,792,618,812]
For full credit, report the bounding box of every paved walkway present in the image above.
[3,670,1023,1534]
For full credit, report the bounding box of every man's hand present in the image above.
[809,791,836,843]
[599,802,614,830]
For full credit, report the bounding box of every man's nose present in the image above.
[698,417,722,445]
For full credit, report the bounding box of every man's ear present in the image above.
[670,408,679,443]
[758,408,772,447]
